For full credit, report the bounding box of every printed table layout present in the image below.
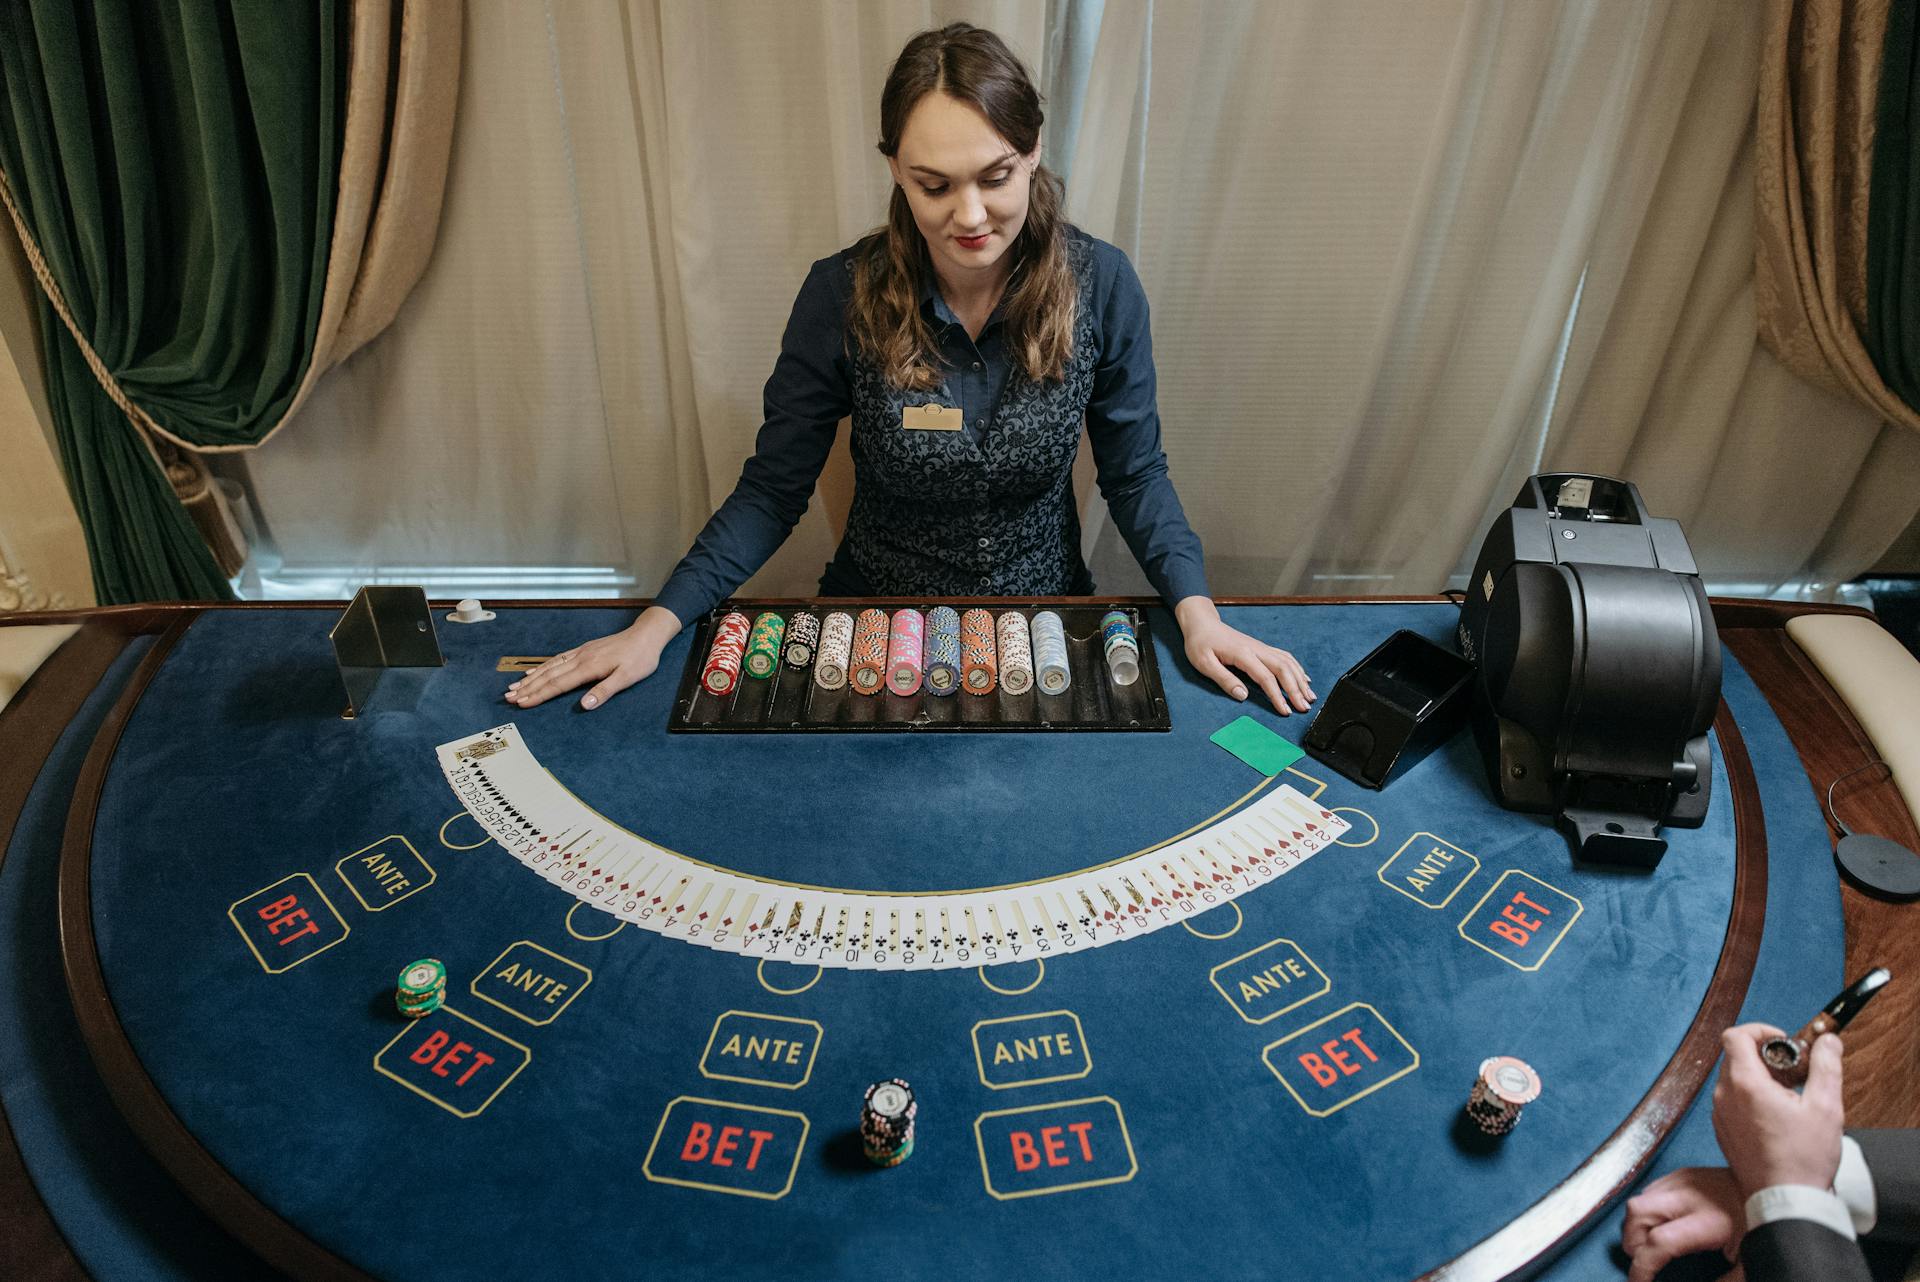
[4,600,1844,1282]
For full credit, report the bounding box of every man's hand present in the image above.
[1621,1166,1744,1282]
[1712,1024,1845,1198]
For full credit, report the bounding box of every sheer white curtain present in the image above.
[250,0,1045,597]
[1073,0,1915,596]
[248,0,1918,602]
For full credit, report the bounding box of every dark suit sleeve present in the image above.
[1740,1218,1873,1282]
[1854,1128,1920,1244]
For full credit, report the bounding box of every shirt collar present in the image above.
[918,263,1011,333]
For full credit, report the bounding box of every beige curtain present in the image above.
[250,0,1919,602]
[1754,0,1920,431]
[250,1,1045,593]
[0,0,462,580]
[0,226,88,611]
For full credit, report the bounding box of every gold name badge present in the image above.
[902,403,964,431]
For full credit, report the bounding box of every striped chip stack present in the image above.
[960,608,998,694]
[886,609,927,695]
[783,611,822,670]
[396,959,447,1019]
[815,611,855,689]
[701,611,752,696]
[850,609,890,694]
[1032,610,1071,694]
[744,612,786,678]
[997,610,1034,694]
[1466,1056,1540,1136]
[862,1078,916,1167]
[925,606,961,695]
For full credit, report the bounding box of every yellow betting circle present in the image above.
[1329,807,1380,849]
[1182,900,1243,940]
[758,959,823,996]
[566,901,625,942]
[438,811,490,851]
[978,958,1044,996]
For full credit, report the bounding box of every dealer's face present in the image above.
[889,91,1040,288]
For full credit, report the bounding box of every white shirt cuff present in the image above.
[1744,1184,1858,1241]
[1833,1135,1879,1235]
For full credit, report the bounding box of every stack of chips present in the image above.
[861,1078,916,1167]
[701,611,751,696]
[925,606,961,694]
[1032,610,1071,694]
[960,608,997,694]
[744,612,786,678]
[784,611,822,670]
[1100,610,1141,686]
[886,609,926,695]
[1465,1056,1540,1136]
[396,959,447,1019]
[997,611,1034,694]
[850,609,890,694]
[816,611,855,689]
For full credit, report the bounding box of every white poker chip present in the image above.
[1480,1056,1542,1105]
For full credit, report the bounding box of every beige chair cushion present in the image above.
[1785,613,1920,830]
[0,623,78,711]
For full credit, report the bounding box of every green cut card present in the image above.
[1210,715,1305,776]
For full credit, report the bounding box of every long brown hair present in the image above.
[849,23,1076,391]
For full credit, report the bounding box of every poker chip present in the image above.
[744,612,786,679]
[1100,610,1141,686]
[784,611,822,669]
[816,611,855,689]
[997,611,1034,694]
[396,958,448,1019]
[926,607,961,695]
[399,960,446,993]
[850,609,890,695]
[960,609,997,694]
[1466,1056,1540,1136]
[861,1078,916,1166]
[701,611,752,696]
[886,609,926,696]
[1031,610,1070,694]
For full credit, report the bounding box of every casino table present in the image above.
[0,596,1898,1282]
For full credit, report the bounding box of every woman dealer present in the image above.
[508,23,1314,716]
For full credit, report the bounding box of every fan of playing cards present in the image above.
[438,725,1347,971]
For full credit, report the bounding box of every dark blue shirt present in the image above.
[653,226,1210,625]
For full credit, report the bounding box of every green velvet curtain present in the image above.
[1867,0,1920,409]
[0,1,345,602]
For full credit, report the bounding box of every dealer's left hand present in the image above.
[1176,596,1315,714]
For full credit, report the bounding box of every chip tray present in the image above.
[668,600,1173,732]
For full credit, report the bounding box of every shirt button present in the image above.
[972,361,983,371]
[978,537,991,549]
[978,577,991,587]
[973,419,985,430]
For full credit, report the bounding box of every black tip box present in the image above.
[1302,630,1473,790]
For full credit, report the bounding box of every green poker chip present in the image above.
[399,959,446,994]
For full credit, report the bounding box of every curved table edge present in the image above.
[50,602,1772,1282]
[1419,701,1765,1280]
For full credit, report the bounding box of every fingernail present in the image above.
[1233,687,1247,700]
[582,694,599,709]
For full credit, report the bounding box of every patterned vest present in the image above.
[843,232,1100,596]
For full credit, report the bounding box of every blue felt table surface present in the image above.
[0,604,1842,1281]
